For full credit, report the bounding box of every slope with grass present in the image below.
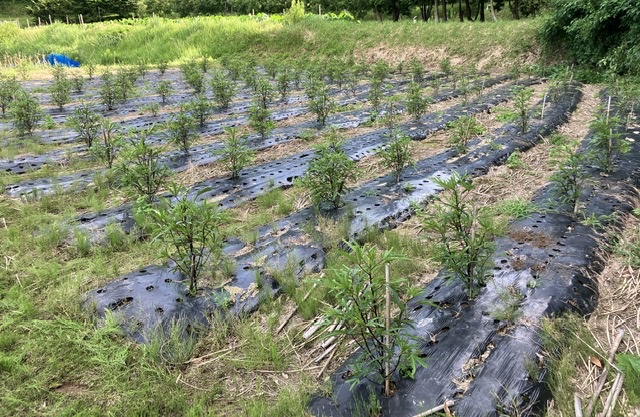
[0,16,543,71]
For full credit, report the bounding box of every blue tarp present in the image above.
[45,54,80,67]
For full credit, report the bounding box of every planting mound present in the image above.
[308,121,639,416]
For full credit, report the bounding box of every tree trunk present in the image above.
[489,0,497,21]
[442,0,447,21]
[434,0,439,22]
[458,0,463,21]
[509,0,520,19]
[464,0,473,20]
[392,6,400,21]
[479,0,485,21]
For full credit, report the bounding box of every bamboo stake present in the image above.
[411,400,455,417]
[600,372,623,417]
[606,96,612,124]
[318,342,339,378]
[541,94,547,120]
[585,329,625,417]
[575,393,584,417]
[385,263,391,397]
[276,283,318,334]
[604,373,623,417]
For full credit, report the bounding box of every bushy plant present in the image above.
[248,102,274,140]
[115,68,136,101]
[368,79,384,119]
[285,0,305,24]
[136,61,148,79]
[422,173,499,298]
[156,80,173,104]
[187,94,212,127]
[50,66,71,109]
[90,119,121,169]
[99,71,117,111]
[513,85,534,133]
[298,129,357,210]
[71,73,84,93]
[550,152,588,214]
[0,76,22,117]
[213,127,255,179]
[381,95,402,130]
[379,129,413,183]
[447,115,485,153]
[405,81,430,120]
[168,108,197,155]
[318,241,426,395]
[10,92,43,136]
[410,58,424,83]
[277,67,290,100]
[68,102,102,148]
[182,61,206,94]
[306,78,335,126]
[587,113,629,173]
[85,62,96,79]
[210,70,236,109]
[117,126,171,202]
[153,184,225,296]
[540,0,640,75]
[157,60,168,75]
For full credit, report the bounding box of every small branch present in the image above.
[585,329,625,417]
[276,283,318,335]
[575,393,583,417]
[411,400,455,417]
[318,343,339,379]
[602,373,623,417]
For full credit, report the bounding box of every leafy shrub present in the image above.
[90,119,122,169]
[68,103,102,148]
[306,78,335,126]
[550,152,588,213]
[447,115,484,153]
[318,241,426,395]
[405,81,429,120]
[99,71,117,111]
[213,127,255,180]
[10,92,43,136]
[153,185,225,296]
[422,173,499,297]
[513,85,534,133]
[116,126,170,202]
[50,66,71,109]
[115,68,136,101]
[156,80,173,104]
[587,113,629,173]
[379,129,413,183]
[0,76,22,117]
[298,129,357,210]
[168,108,197,155]
[540,0,640,75]
[285,0,306,24]
[210,70,236,109]
[186,94,212,127]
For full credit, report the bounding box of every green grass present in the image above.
[0,15,544,70]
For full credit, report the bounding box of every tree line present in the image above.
[26,0,547,23]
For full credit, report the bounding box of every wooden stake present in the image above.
[411,400,455,417]
[606,96,612,124]
[575,393,583,417]
[385,263,391,397]
[585,329,625,417]
[541,94,547,120]
[601,372,623,417]
[48,14,52,25]
[276,282,318,334]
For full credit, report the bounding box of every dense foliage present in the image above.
[24,0,545,22]
[541,0,640,75]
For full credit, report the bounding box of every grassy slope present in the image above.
[0,16,544,70]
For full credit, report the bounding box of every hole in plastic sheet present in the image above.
[164,278,173,283]
[97,288,106,294]
[108,297,133,310]
[155,307,164,314]
[146,285,154,291]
